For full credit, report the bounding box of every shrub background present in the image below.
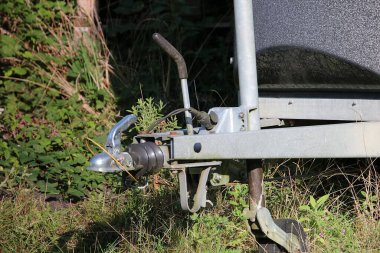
[0,1,379,252]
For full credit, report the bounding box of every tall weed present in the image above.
[0,0,117,198]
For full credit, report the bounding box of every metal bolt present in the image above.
[209,111,218,124]
[214,174,222,182]
[194,142,202,153]
[239,112,245,118]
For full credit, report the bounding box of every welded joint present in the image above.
[240,105,259,131]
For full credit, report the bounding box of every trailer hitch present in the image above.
[88,114,164,176]
[86,28,308,252]
[88,115,137,173]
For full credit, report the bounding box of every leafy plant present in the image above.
[0,0,116,198]
[227,184,249,220]
[127,97,179,133]
[189,212,251,251]
[299,194,330,226]
[299,194,360,252]
[358,190,379,219]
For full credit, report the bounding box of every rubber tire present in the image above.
[257,219,308,253]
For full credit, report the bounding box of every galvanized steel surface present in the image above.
[172,122,380,159]
[178,167,212,213]
[180,78,194,134]
[259,97,380,121]
[106,114,137,154]
[234,0,261,130]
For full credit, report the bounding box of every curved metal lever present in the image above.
[105,114,137,154]
[152,33,193,134]
[152,33,188,79]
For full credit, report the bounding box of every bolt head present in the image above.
[194,143,202,153]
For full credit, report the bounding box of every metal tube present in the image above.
[234,2,263,217]
[181,79,193,134]
[152,33,193,134]
[152,33,188,79]
[247,160,265,212]
[234,0,260,131]
[172,122,380,159]
[106,114,137,152]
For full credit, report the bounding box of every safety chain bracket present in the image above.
[171,161,221,213]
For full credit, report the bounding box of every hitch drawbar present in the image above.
[88,114,164,176]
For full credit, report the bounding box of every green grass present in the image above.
[1,161,379,253]
[0,186,252,253]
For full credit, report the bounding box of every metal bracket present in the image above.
[178,167,212,213]
[246,207,303,253]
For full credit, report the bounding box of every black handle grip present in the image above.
[152,33,188,79]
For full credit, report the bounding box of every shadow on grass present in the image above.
[50,188,190,253]
[49,158,380,252]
